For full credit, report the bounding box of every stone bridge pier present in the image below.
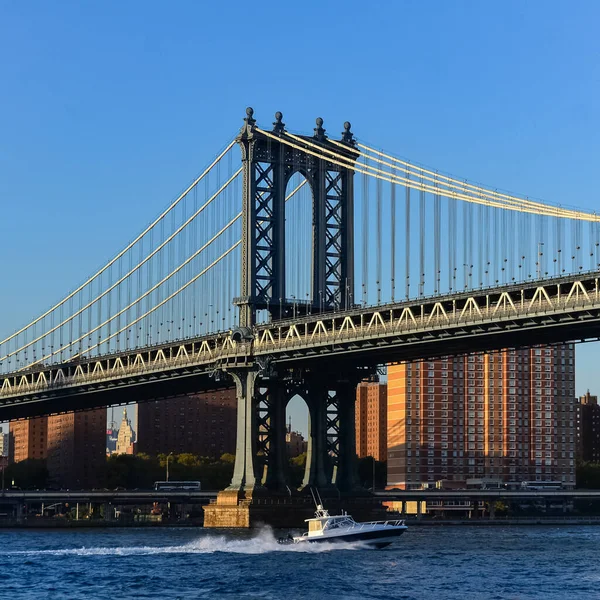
[203,365,371,528]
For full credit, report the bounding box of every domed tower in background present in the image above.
[116,407,136,455]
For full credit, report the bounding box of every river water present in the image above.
[1,525,599,599]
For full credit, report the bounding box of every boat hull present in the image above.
[293,526,407,548]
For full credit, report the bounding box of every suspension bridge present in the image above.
[2,108,600,525]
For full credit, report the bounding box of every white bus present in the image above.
[153,481,202,491]
[520,481,562,491]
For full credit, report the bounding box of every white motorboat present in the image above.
[279,504,407,549]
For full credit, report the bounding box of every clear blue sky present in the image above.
[1,1,599,435]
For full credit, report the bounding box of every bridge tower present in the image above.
[205,110,369,528]
[234,107,357,327]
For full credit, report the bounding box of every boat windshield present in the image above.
[323,516,355,531]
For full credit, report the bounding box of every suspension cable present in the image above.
[29,215,241,366]
[330,139,538,215]
[1,168,242,363]
[19,179,307,370]
[296,132,537,214]
[63,180,307,363]
[259,129,556,217]
[0,140,237,348]
[326,135,596,221]
[355,142,595,221]
[70,241,242,360]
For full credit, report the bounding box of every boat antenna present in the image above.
[310,486,324,509]
[316,487,324,507]
[310,487,324,509]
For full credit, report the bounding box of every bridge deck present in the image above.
[1,271,599,419]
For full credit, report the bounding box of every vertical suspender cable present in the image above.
[434,182,441,294]
[419,179,425,297]
[449,196,456,291]
[507,209,513,282]
[595,217,599,270]
[576,217,582,272]
[376,172,382,303]
[405,176,411,300]
[463,201,468,289]
[477,204,483,287]
[362,158,369,305]
[484,204,490,286]
[391,173,396,302]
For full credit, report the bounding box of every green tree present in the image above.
[104,454,162,489]
[288,453,307,488]
[103,452,237,490]
[4,459,49,490]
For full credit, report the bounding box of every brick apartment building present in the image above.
[46,409,106,489]
[387,345,577,489]
[355,380,388,461]
[136,389,237,457]
[10,408,106,489]
[9,417,47,463]
[579,390,600,462]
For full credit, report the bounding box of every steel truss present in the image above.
[234,109,356,326]
[4,272,600,419]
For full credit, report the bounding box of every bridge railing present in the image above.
[2,275,598,399]
[0,335,246,398]
[253,277,600,353]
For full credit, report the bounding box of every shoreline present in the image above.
[405,517,600,526]
[3,516,600,529]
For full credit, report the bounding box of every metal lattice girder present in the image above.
[253,162,276,302]
[324,171,345,307]
[7,273,600,418]
[326,390,340,466]
[256,386,272,460]
[235,110,357,326]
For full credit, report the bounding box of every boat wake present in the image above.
[4,527,365,557]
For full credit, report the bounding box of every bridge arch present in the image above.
[285,394,310,489]
[284,172,314,313]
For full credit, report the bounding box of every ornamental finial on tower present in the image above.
[314,117,326,141]
[239,106,256,138]
[341,121,355,146]
[273,111,285,134]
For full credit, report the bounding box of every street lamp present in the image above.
[166,452,174,482]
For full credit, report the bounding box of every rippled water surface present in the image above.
[2,525,600,599]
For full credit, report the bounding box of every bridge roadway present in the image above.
[2,271,600,419]
[374,489,600,500]
[2,489,600,503]
[0,490,218,504]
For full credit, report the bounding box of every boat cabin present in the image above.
[305,506,356,535]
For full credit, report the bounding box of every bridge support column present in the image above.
[204,364,369,527]
[204,368,259,528]
[225,369,260,498]
[260,381,288,492]
[205,368,294,527]
[303,383,333,491]
[301,370,363,494]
